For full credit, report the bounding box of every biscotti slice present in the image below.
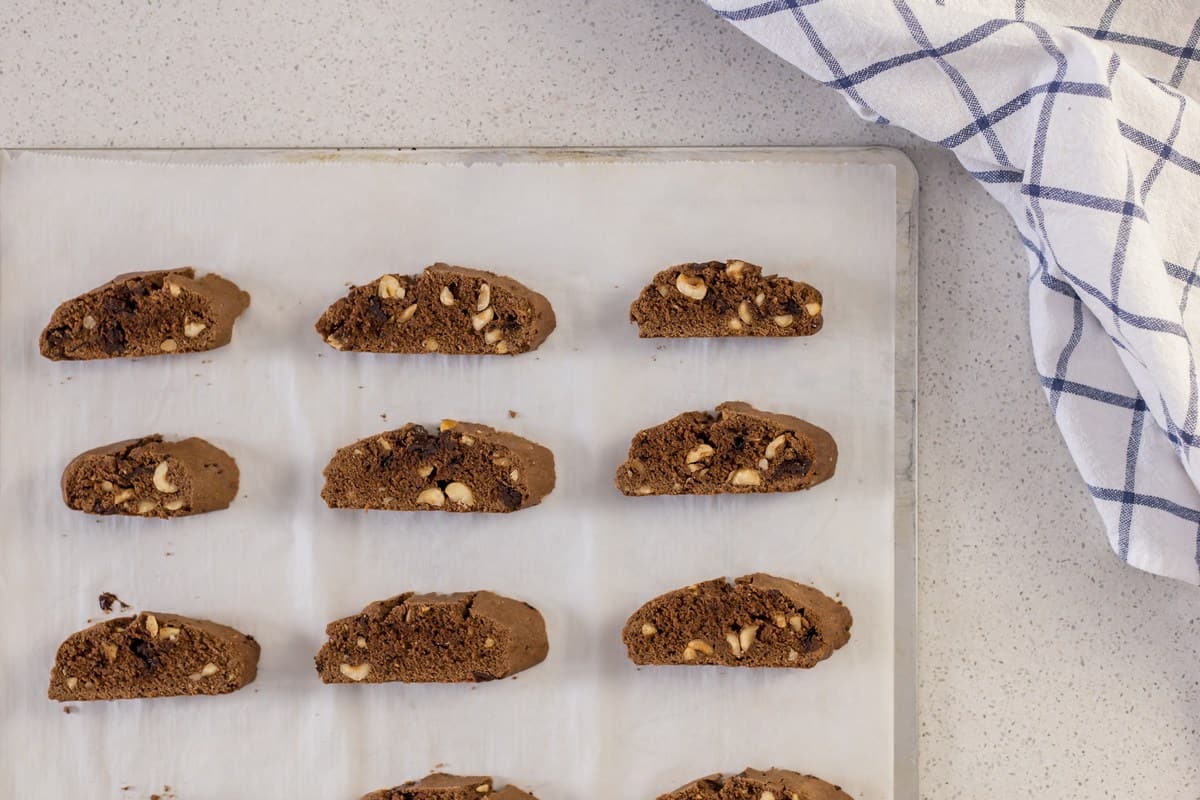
[316,264,555,355]
[316,591,548,684]
[623,574,851,668]
[615,401,835,496]
[322,420,555,513]
[630,259,823,338]
[362,773,539,800]
[40,268,250,360]
[48,611,260,701]
[61,435,239,518]
[658,768,853,800]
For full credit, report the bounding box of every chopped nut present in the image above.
[136,499,157,514]
[804,301,822,317]
[152,461,177,493]
[112,489,133,505]
[725,259,747,279]
[758,458,769,471]
[788,649,799,663]
[440,419,458,431]
[166,282,182,297]
[378,274,404,299]
[376,437,392,451]
[738,300,754,325]
[99,480,114,491]
[471,306,494,331]
[183,321,207,338]
[755,292,766,307]
[356,636,367,649]
[686,443,715,464]
[163,499,184,511]
[339,662,372,681]
[772,314,795,328]
[101,642,118,662]
[641,623,658,637]
[508,469,520,483]
[416,487,445,507]
[774,613,788,628]
[725,631,743,658]
[397,303,418,322]
[675,272,708,300]
[475,784,491,794]
[495,340,510,354]
[739,624,759,655]
[66,677,78,690]
[492,456,512,468]
[765,434,788,460]
[788,615,807,632]
[353,448,364,456]
[326,335,346,350]
[416,465,434,479]
[634,485,653,496]
[439,285,456,306]
[687,639,714,655]
[761,792,777,800]
[683,645,697,661]
[728,318,743,331]
[686,463,703,473]
[459,434,476,446]
[484,328,503,345]
[159,338,178,352]
[159,626,181,640]
[730,468,762,486]
[144,614,159,639]
[476,282,491,311]
[422,337,439,351]
[656,284,671,297]
[483,637,496,649]
[201,662,219,677]
[444,481,475,507]
[82,315,97,330]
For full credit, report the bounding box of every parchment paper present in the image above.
[0,150,897,800]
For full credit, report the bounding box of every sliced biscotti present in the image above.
[322,420,555,513]
[362,773,539,800]
[615,401,836,497]
[316,591,548,684]
[48,611,260,701]
[316,264,555,355]
[40,268,250,360]
[630,259,823,338]
[658,768,854,800]
[623,574,851,669]
[61,435,239,518]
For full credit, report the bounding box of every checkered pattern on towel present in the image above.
[707,0,1200,583]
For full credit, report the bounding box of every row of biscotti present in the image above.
[48,574,851,701]
[38,260,824,360]
[296,769,857,800]
[59,402,836,518]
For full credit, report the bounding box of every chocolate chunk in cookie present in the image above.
[321,420,555,513]
[630,259,822,338]
[61,435,239,518]
[316,591,548,684]
[623,574,851,669]
[316,264,555,355]
[48,611,259,701]
[40,268,250,360]
[615,401,836,497]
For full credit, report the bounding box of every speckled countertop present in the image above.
[4,1,1200,797]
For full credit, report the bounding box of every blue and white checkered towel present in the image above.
[707,1,1200,583]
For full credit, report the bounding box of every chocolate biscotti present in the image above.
[322,420,555,512]
[48,611,260,701]
[623,574,851,668]
[61,435,239,518]
[362,773,538,800]
[40,268,250,360]
[615,401,836,496]
[316,591,548,684]
[316,264,556,355]
[630,259,823,338]
[658,768,853,800]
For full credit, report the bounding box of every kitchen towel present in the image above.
[709,0,1200,584]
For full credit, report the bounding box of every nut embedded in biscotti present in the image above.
[730,468,762,487]
[416,487,446,507]
[675,272,708,300]
[339,662,372,681]
[444,481,475,507]
[314,264,556,355]
[152,461,177,493]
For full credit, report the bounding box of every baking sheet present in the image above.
[0,148,916,800]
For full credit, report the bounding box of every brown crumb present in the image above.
[508,409,518,418]
[62,706,75,714]
[98,592,130,613]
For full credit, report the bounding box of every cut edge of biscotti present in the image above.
[361,772,539,800]
[657,767,855,800]
[39,268,251,361]
[315,264,556,355]
[48,611,260,701]
[315,590,549,685]
[61,434,240,518]
[615,401,836,497]
[623,573,852,669]
[630,259,823,338]
[321,420,555,513]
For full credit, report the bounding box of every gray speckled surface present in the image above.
[4,0,1200,796]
